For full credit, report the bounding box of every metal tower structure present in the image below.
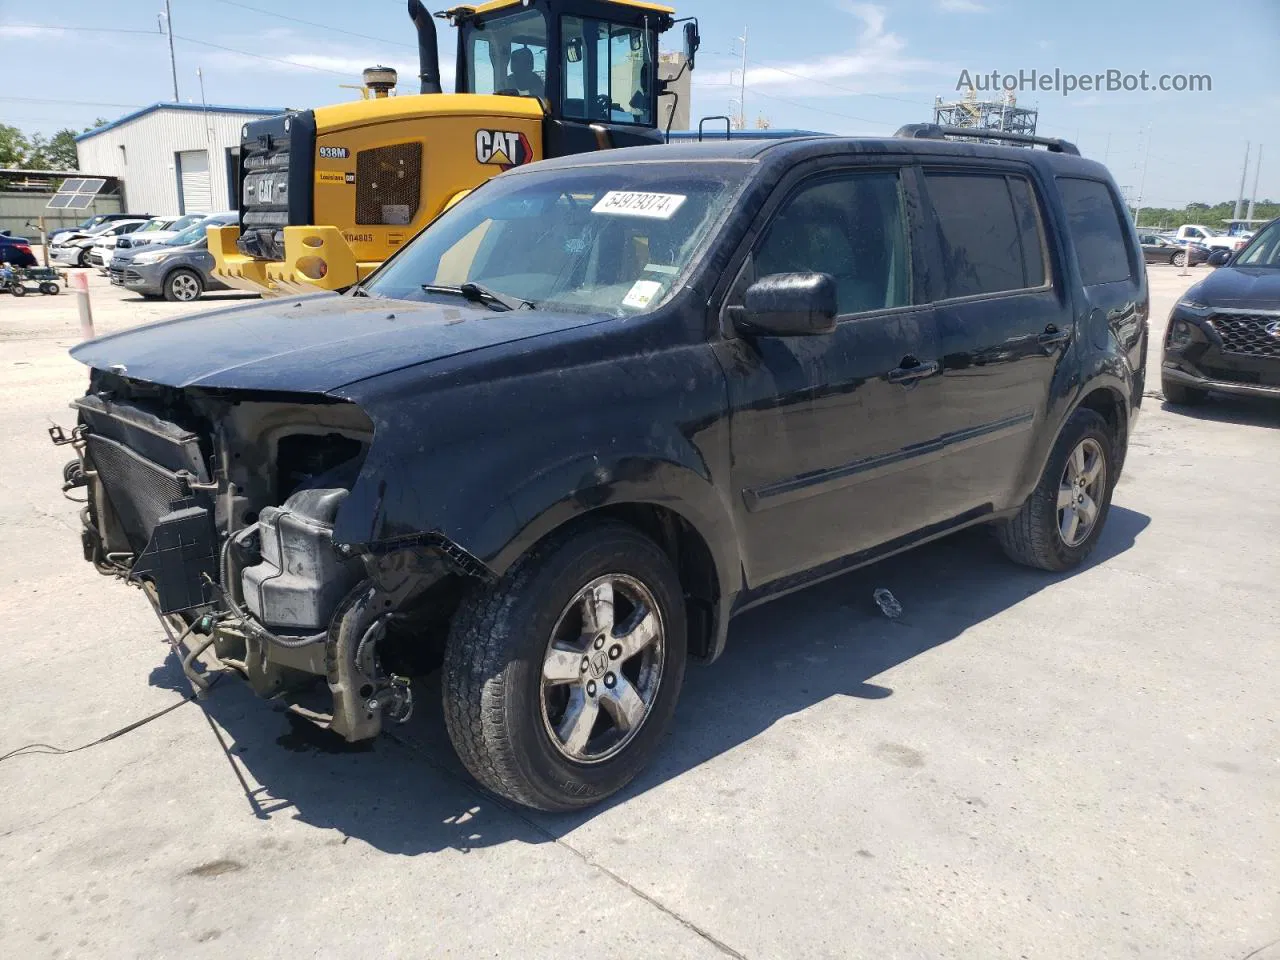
[932,89,1038,143]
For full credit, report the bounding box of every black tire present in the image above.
[1161,374,1208,406]
[10,283,25,297]
[40,282,59,295]
[163,268,203,302]
[76,247,91,267]
[997,408,1117,572]
[443,521,687,811]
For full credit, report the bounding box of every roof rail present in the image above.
[894,123,1080,156]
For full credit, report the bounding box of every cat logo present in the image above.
[475,130,532,170]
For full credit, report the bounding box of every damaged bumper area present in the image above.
[56,372,483,741]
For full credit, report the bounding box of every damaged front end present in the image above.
[55,370,477,742]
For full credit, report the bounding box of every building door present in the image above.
[177,150,212,215]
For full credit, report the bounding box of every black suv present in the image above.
[1161,217,1280,404]
[57,129,1147,811]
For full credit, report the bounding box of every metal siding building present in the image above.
[75,104,283,217]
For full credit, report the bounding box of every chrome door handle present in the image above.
[887,359,940,384]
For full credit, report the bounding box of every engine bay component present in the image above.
[130,498,219,614]
[241,485,363,632]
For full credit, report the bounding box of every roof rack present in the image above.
[894,123,1080,156]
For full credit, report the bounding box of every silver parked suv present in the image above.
[108,212,238,301]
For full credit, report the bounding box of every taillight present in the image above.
[16,244,32,255]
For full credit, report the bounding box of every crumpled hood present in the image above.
[71,293,611,393]
[1189,266,1280,310]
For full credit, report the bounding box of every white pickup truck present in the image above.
[1171,225,1248,254]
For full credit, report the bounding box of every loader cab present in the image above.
[448,0,686,154]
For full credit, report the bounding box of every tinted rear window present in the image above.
[1057,177,1133,285]
[924,172,1046,298]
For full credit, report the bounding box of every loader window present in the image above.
[465,9,548,97]
[562,16,655,125]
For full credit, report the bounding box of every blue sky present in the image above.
[2,0,1276,208]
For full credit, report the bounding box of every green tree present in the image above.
[0,124,30,167]
[35,129,80,170]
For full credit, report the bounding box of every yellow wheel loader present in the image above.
[211,0,699,296]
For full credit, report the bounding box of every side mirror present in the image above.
[566,38,583,64]
[1208,249,1230,267]
[736,273,837,337]
[683,21,700,70]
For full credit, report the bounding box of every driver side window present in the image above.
[754,170,910,316]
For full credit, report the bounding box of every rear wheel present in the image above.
[10,283,26,297]
[1171,251,1187,267]
[998,409,1116,572]
[76,247,91,267]
[1161,374,1208,406]
[443,522,687,811]
[164,268,203,302]
[39,281,59,295]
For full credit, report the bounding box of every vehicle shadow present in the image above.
[149,506,1151,855]
[1161,397,1280,429]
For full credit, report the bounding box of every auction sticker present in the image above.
[592,191,687,219]
[623,280,664,309]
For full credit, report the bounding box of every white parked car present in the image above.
[85,219,151,270]
[115,214,206,257]
[49,221,141,268]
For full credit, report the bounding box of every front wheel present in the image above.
[998,408,1116,572]
[443,522,687,811]
[76,247,91,267]
[39,281,60,295]
[10,283,26,297]
[164,268,203,302]
[1171,251,1187,267]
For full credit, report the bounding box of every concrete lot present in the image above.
[1,263,1276,960]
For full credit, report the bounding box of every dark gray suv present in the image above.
[109,213,238,301]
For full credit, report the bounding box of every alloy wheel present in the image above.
[540,574,665,764]
[171,273,200,301]
[1057,437,1106,547]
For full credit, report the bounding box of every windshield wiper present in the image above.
[421,282,534,312]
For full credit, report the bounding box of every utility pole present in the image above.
[196,67,211,143]
[1247,144,1263,222]
[1103,132,1111,166]
[736,27,748,130]
[1233,142,1250,221]
[162,0,179,102]
[1133,126,1152,227]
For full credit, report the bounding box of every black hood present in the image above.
[1188,265,1280,310]
[71,294,612,393]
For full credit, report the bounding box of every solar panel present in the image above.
[46,176,110,210]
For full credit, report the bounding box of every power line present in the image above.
[209,0,416,49]
[0,96,146,108]
[3,23,159,35]
[172,35,353,77]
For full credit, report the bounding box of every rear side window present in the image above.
[1057,177,1133,285]
[923,172,1047,298]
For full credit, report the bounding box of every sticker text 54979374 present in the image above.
[592,192,687,220]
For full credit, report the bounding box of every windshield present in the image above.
[365,164,745,315]
[1235,220,1280,267]
[136,219,170,234]
[166,216,227,246]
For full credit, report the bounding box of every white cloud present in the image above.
[694,3,941,98]
[938,0,989,11]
